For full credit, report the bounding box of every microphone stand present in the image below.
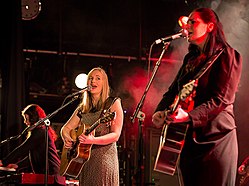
[24,95,80,186]
[0,127,30,147]
[130,41,170,185]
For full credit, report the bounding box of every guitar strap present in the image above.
[176,47,225,106]
[177,47,225,105]
[193,47,225,81]
[100,96,119,116]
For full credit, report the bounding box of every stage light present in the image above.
[75,73,88,89]
[178,16,189,29]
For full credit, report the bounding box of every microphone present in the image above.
[154,29,188,44]
[69,85,92,97]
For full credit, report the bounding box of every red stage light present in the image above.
[178,16,189,29]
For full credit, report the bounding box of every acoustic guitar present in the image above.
[59,111,116,179]
[154,80,197,176]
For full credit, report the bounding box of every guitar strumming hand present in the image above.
[61,126,75,149]
[152,107,190,128]
[165,107,190,124]
[152,80,197,128]
[62,129,95,148]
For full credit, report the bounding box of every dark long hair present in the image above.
[188,8,228,57]
[22,104,58,141]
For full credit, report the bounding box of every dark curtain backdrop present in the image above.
[0,0,27,157]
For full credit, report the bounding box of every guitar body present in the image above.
[59,112,116,178]
[154,122,189,175]
[60,144,92,178]
[60,124,93,178]
[154,80,197,176]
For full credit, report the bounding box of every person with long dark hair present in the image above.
[0,104,65,185]
[152,8,242,186]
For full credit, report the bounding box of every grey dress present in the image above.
[78,109,119,186]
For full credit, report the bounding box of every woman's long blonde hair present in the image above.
[79,67,110,113]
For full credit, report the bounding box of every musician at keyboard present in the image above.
[0,104,65,185]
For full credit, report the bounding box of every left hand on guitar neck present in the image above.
[152,111,166,128]
[78,133,95,144]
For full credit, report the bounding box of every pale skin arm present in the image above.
[60,109,81,148]
[78,98,124,145]
[0,160,18,169]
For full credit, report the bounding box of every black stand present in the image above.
[130,42,170,185]
[44,119,51,186]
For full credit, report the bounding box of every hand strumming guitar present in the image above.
[61,125,75,149]
[166,107,190,124]
[152,108,190,128]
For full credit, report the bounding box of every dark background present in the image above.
[1,0,249,185]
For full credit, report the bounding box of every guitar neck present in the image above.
[83,112,115,135]
[166,95,180,115]
[84,120,100,135]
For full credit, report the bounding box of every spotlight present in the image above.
[75,73,88,89]
[178,16,189,29]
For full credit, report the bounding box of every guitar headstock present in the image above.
[100,112,116,124]
[179,80,198,101]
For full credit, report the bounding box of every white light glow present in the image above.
[75,73,88,89]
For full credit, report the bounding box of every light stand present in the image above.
[130,42,170,185]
